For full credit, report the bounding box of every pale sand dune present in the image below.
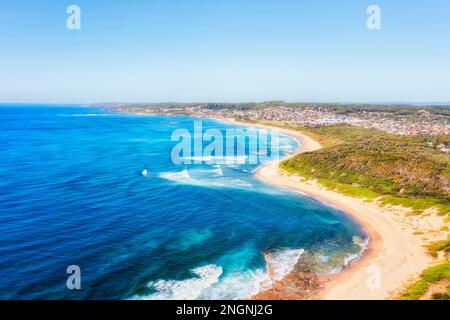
[227,119,437,299]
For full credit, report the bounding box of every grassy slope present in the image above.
[279,124,450,215]
[425,235,450,258]
[399,261,450,300]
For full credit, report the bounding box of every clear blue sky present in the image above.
[1,0,450,103]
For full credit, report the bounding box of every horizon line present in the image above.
[1,100,450,107]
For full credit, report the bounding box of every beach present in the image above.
[227,118,440,300]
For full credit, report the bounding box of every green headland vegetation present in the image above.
[279,124,450,215]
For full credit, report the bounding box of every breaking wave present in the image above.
[265,248,305,281]
[344,237,369,267]
[159,169,252,189]
[133,247,305,300]
[135,265,223,300]
[181,155,248,165]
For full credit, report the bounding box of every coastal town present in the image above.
[110,103,450,147]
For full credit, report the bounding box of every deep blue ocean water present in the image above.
[0,105,366,299]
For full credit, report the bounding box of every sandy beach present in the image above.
[226,118,441,300]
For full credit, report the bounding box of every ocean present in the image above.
[0,105,366,299]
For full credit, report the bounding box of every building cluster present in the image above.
[112,105,450,137]
[194,106,450,136]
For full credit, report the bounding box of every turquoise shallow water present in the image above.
[0,105,366,299]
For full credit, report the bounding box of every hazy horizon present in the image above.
[2,100,450,107]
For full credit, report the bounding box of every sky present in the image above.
[1,0,450,103]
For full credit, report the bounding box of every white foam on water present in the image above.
[344,237,370,267]
[361,237,370,249]
[160,169,191,181]
[159,169,252,189]
[133,247,306,300]
[213,166,224,177]
[136,265,223,300]
[203,248,305,299]
[181,156,213,162]
[181,155,247,164]
[180,169,191,179]
[343,254,359,266]
[265,248,305,280]
[199,268,272,300]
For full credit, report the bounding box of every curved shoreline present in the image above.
[222,118,432,300]
[114,111,435,299]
